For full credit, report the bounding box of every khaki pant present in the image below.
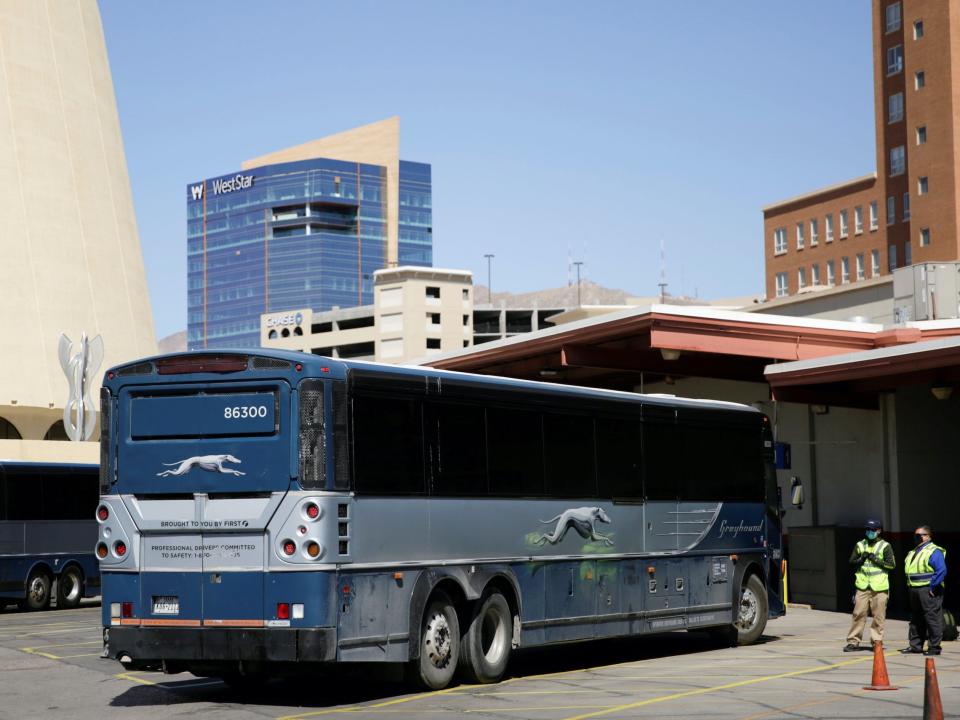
[847,588,889,644]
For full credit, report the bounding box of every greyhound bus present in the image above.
[98,350,784,688]
[0,462,100,611]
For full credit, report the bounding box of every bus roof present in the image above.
[107,349,760,416]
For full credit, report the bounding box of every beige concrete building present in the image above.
[262,267,472,363]
[0,0,157,463]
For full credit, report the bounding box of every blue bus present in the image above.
[99,351,784,688]
[0,461,100,611]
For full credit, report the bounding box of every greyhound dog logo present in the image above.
[534,506,614,546]
[157,454,245,477]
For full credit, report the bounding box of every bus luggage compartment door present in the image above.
[201,534,264,626]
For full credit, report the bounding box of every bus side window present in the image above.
[543,412,596,499]
[596,417,641,500]
[430,402,487,497]
[643,408,680,501]
[487,407,544,497]
[352,393,425,495]
[5,470,33,520]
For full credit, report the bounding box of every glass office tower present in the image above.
[187,158,432,349]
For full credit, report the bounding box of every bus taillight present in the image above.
[96,543,108,559]
[277,603,290,620]
[306,541,321,558]
[97,506,109,522]
[282,540,296,556]
[114,541,127,557]
[121,602,133,618]
[304,502,320,520]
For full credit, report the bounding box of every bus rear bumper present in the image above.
[105,626,337,667]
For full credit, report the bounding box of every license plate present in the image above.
[152,596,179,615]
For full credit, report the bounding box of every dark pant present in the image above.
[907,585,944,651]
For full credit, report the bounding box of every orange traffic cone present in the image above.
[863,642,899,691]
[923,657,944,720]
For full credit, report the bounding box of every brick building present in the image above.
[764,1,958,300]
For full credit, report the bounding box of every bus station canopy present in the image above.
[421,305,960,405]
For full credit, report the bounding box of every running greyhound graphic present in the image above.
[534,506,614,546]
[156,454,245,477]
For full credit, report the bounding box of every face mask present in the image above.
[915,534,925,544]
[866,530,878,540]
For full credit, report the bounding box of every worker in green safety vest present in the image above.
[844,519,895,652]
[900,525,947,656]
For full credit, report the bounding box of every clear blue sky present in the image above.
[99,1,876,341]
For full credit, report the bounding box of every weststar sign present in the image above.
[189,174,255,200]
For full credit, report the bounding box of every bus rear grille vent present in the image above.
[298,380,325,489]
[115,361,154,376]
[251,357,291,370]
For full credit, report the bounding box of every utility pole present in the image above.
[484,253,495,304]
[573,261,584,306]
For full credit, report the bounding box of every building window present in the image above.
[888,244,898,271]
[914,19,924,40]
[826,213,834,242]
[462,314,469,326]
[915,70,925,90]
[775,272,788,298]
[827,260,836,286]
[841,257,850,284]
[920,227,930,246]
[856,253,865,280]
[810,218,819,246]
[888,92,904,122]
[887,45,903,75]
[854,206,863,234]
[426,286,440,299]
[797,267,806,290]
[811,264,820,285]
[887,196,896,224]
[905,240,912,265]
[890,145,905,176]
[870,201,878,230]
[462,288,469,300]
[840,209,849,238]
[428,312,441,325]
[885,2,901,32]
[774,227,787,254]
[917,125,927,145]
[918,176,928,195]
[426,338,441,350]
[796,222,805,249]
[903,192,911,220]
[871,249,881,277]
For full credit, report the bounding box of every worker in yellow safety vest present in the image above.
[900,525,947,656]
[844,519,895,652]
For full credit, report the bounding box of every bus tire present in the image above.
[56,566,84,609]
[20,569,51,611]
[735,574,768,645]
[410,590,460,690]
[458,590,512,684]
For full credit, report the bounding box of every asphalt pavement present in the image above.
[0,601,955,719]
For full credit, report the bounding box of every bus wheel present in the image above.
[411,591,460,690]
[734,574,768,645]
[20,570,51,611]
[56,566,84,609]
[458,591,512,684]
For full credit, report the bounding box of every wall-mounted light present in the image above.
[811,404,829,415]
[539,369,559,378]
[931,385,953,401]
[660,348,682,361]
